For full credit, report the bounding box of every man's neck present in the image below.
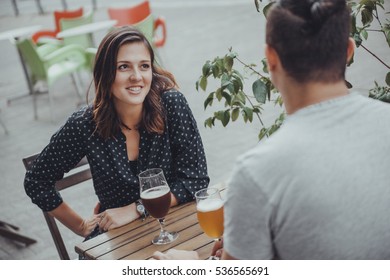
[281,80,349,115]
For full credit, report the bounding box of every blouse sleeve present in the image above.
[24,109,89,212]
[163,90,210,204]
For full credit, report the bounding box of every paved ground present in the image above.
[0,0,388,260]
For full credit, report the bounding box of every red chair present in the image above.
[31,7,83,44]
[108,0,150,26]
[108,1,166,48]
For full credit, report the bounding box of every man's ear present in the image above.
[347,38,355,64]
[265,44,279,72]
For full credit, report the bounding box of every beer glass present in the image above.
[195,187,224,240]
[139,168,178,245]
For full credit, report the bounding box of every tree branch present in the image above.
[360,44,390,69]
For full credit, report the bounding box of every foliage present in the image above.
[196,0,390,140]
[349,0,390,101]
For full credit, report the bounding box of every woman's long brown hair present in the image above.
[90,26,177,140]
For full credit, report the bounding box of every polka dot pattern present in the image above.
[24,90,210,212]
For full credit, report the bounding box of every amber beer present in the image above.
[197,198,224,239]
[141,186,171,219]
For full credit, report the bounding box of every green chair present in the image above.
[133,14,163,65]
[16,38,89,121]
[59,10,94,49]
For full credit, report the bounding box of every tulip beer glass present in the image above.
[195,188,224,240]
[139,168,178,245]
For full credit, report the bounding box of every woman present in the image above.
[24,26,209,239]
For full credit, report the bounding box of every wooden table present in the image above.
[75,201,215,260]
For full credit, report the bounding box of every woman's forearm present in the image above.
[49,202,87,237]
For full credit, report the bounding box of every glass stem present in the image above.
[157,218,166,235]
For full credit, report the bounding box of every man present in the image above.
[153,0,390,260]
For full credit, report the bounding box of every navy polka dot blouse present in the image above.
[24,90,210,212]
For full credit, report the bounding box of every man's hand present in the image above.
[210,238,223,259]
[151,249,200,260]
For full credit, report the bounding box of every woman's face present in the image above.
[111,42,153,110]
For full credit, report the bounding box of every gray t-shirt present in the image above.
[224,93,390,259]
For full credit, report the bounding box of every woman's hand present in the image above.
[79,214,101,237]
[98,203,139,232]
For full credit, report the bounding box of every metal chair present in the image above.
[31,7,84,44]
[15,38,89,120]
[22,153,92,260]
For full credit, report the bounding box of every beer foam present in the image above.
[141,186,170,199]
[197,198,223,212]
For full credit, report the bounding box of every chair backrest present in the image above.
[22,153,92,260]
[60,10,94,48]
[54,7,84,33]
[31,7,84,43]
[108,0,151,26]
[108,5,167,48]
[16,38,47,82]
[133,14,155,45]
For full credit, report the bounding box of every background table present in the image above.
[76,201,215,260]
[56,20,117,47]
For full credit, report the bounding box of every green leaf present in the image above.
[353,33,362,47]
[227,51,238,59]
[252,79,268,104]
[258,128,268,141]
[204,117,215,128]
[361,8,373,26]
[345,80,353,89]
[384,24,390,47]
[221,73,230,88]
[199,76,208,91]
[202,61,211,76]
[204,92,214,109]
[350,14,357,34]
[263,2,274,18]
[195,80,199,91]
[222,110,230,127]
[361,29,368,40]
[237,91,246,105]
[216,88,223,101]
[232,78,241,93]
[231,108,240,121]
[386,72,390,87]
[215,110,230,127]
[261,58,269,73]
[254,0,260,13]
[222,91,232,105]
[212,64,220,78]
[242,107,253,123]
[224,56,234,72]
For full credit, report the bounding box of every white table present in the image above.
[56,20,118,46]
[0,25,42,100]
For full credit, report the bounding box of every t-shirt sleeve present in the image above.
[223,162,274,259]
